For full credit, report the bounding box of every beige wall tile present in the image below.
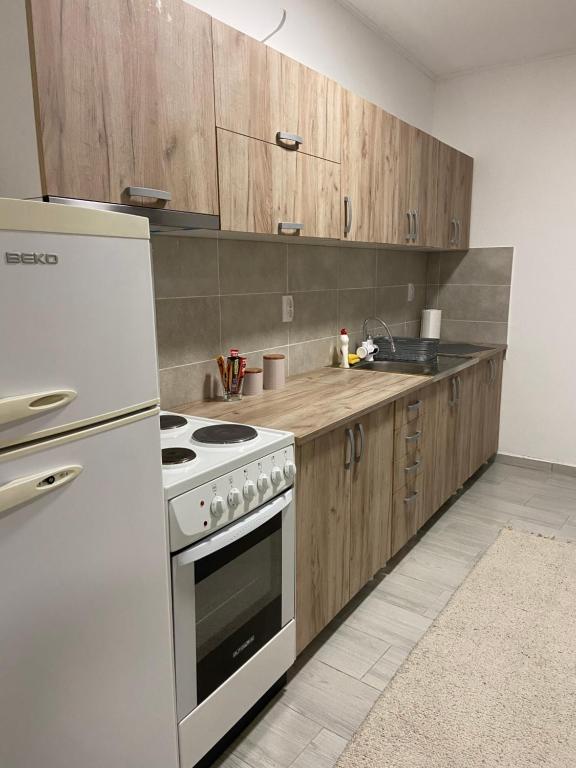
[159,361,221,408]
[374,286,409,326]
[291,291,338,344]
[376,250,428,286]
[338,288,374,334]
[155,297,220,368]
[439,247,513,285]
[405,320,421,337]
[151,236,218,298]
[288,245,338,292]
[219,239,287,295]
[221,293,288,354]
[441,320,508,345]
[406,284,427,321]
[289,337,339,376]
[438,284,511,322]
[337,247,377,289]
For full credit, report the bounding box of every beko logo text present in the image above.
[5,252,59,265]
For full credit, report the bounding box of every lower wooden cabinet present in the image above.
[469,353,504,474]
[217,129,341,239]
[295,405,393,653]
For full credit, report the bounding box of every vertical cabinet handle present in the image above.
[276,131,303,150]
[344,196,353,235]
[354,422,365,463]
[449,218,457,245]
[414,209,419,242]
[456,219,461,246]
[344,428,354,470]
[406,210,413,242]
[278,222,303,235]
[449,377,457,407]
[125,186,171,201]
[456,375,461,403]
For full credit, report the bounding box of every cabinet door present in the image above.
[396,123,439,247]
[483,353,504,462]
[454,366,476,488]
[341,91,400,243]
[349,406,394,596]
[430,376,458,510]
[213,20,341,163]
[451,152,474,249]
[468,359,490,476]
[295,428,351,653]
[29,0,218,214]
[217,130,340,238]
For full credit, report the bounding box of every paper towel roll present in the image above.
[421,309,442,339]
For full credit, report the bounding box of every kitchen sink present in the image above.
[353,356,470,376]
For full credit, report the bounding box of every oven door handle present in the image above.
[173,488,294,567]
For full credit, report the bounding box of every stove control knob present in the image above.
[228,487,241,508]
[210,496,226,518]
[284,461,297,481]
[257,473,269,493]
[243,480,257,501]
[270,466,283,485]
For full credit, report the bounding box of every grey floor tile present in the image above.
[313,624,391,680]
[374,571,452,615]
[361,646,411,691]
[230,700,322,768]
[289,729,347,768]
[282,659,380,740]
[344,593,432,648]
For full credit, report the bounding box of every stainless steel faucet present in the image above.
[362,317,397,353]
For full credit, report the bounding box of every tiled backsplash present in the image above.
[426,248,513,344]
[152,236,428,408]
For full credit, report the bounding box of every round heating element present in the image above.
[160,414,188,431]
[192,423,258,445]
[162,447,197,466]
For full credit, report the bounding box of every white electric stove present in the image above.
[160,411,297,768]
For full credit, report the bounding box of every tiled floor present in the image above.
[214,461,576,768]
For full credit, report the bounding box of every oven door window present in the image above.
[194,513,282,704]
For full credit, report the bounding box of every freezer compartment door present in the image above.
[0,228,159,448]
[0,413,178,768]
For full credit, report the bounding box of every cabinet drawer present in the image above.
[390,473,424,558]
[394,419,424,461]
[393,452,423,493]
[394,394,425,430]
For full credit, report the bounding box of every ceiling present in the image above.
[338,0,576,79]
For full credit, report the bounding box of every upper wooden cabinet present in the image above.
[212,20,342,163]
[217,129,340,238]
[435,142,474,249]
[341,91,400,244]
[396,123,439,247]
[27,0,218,214]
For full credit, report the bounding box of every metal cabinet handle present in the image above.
[456,375,461,403]
[404,459,421,474]
[405,430,422,443]
[0,465,82,516]
[414,209,419,241]
[407,400,423,414]
[344,196,353,234]
[406,210,413,242]
[456,219,462,245]
[125,186,171,201]
[278,222,303,235]
[0,390,77,426]
[404,490,419,505]
[276,131,303,150]
[449,377,457,407]
[344,428,354,470]
[449,218,457,245]
[354,422,364,464]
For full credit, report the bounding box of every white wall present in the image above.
[186,0,435,130]
[433,55,576,467]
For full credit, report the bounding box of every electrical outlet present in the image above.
[407,283,415,302]
[282,295,294,322]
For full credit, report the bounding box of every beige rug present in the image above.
[337,529,576,767]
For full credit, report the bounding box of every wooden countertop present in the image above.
[176,345,506,446]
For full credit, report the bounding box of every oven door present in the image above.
[172,489,294,722]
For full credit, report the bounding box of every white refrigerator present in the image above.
[0,199,179,768]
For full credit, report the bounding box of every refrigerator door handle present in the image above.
[0,390,77,426]
[0,465,83,516]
